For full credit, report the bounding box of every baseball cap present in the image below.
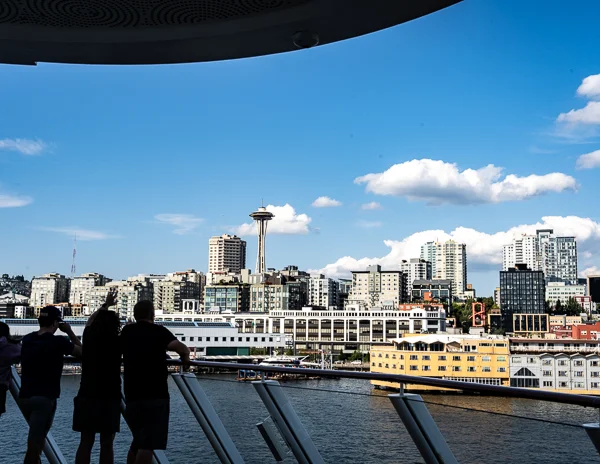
[39,306,63,322]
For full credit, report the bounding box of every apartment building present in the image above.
[500,264,545,332]
[502,234,539,271]
[401,258,432,299]
[30,273,69,309]
[204,284,250,313]
[542,236,578,284]
[69,272,110,306]
[420,240,467,298]
[411,280,453,303]
[307,274,339,309]
[88,279,153,319]
[371,334,510,391]
[348,265,407,309]
[208,234,247,274]
[250,275,305,313]
[153,279,200,314]
[545,281,587,306]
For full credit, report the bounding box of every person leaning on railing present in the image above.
[19,306,82,464]
[120,300,190,464]
[73,290,121,464]
[0,321,21,418]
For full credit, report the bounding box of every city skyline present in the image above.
[4,1,600,295]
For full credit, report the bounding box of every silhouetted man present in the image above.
[121,300,190,464]
[20,306,82,464]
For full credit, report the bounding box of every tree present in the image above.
[565,297,583,317]
[349,350,363,362]
[555,299,563,314]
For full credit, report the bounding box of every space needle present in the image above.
[250,205,275,274]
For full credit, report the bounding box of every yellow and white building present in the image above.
[370,334,510,391]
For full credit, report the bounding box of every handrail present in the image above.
[170,359,600,409]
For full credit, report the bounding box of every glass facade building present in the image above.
[500,264,545,332]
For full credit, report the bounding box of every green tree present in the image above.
[284,348,294,356]
[565,297,583,317]
[349,350,363,362]
[555,299,563,314]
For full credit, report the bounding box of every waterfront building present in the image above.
[156,304,447,354]
[411,280,453,304]
[546,281,587,307]
[69,272,110,306]
[370,334,510,391]
[30,273,69,309]
[347,265,407,309]
[204,283,250,313]
[88,279,153,319]
[502,234,539,271]
[401,259,432,299]
[0,292,29,319]
[208,234,247,274]
[2,318,290,357]
[509,339,600,394]
[307,274,339,309]
[500,264,545,332]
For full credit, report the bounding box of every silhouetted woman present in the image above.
[73,292,121,464]
[0,321,21,417]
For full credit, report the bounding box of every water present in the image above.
[2,374,598,463]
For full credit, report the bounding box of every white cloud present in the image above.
[311,196,342,208]
[576,149,600,169]
[233,204,312,235]
[356,220,383,229]
[155,214,203,235]
[580,266,600,278]
[354,159,577,205]
[0,193,32,208]
[312,216,600,278]
[361,201,383,210]
[0,138,46,155]
[41,227,119,241]
[577,74,600,99]
[557,101,600,125]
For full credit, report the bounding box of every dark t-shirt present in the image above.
[120,322,176,402]
[20,332,75,399]
[77,326,122,400]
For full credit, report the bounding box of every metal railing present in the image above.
[7,359,600,464]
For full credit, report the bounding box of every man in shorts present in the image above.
[19,306,82,463]
[121,300,190,464]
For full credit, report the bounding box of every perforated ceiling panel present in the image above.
[0,0,461,65]
[0,0,309,28]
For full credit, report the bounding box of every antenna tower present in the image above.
[71,234,77,277]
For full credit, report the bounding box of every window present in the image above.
[497,367,506,373]
[558,360,567,366]
[452,356,461,362]
[410,355,418,360]
[385,364,389,368]
[378,363,382,367]
[410,365,418,371]
[543,370,552,376]
[246,337,250,342]
[482,356,491,362]
[592,361,599,367]
[199,337,203,342]
[190,337,194,341]
[467,356,476,362]
[452,366,461,372]
[574,360,583,367]
[206,337,211,342]
[392,354,396,359]
[467,367,476,372]
[385,354,389,358]
[392,364,396,369]
[558,371,567,377]
[592,382,600,389]
[438,355,446,361]
[512,357,522,364]
[482,367,491,372]
[591,372,600,378]
[372,362,375,367]
[498,356,506,362]
[559,382,568,388]
[238,337,242,342]
[543,381,553,387]
[231,337,235,342]
[574,382,585,389]
[422,355,430,361]
[542,359,552,366]
[438,366,446,371]
[181,336,186,341]
[574,371,584,377]
[422,365,431,371]
[527,357,535,364]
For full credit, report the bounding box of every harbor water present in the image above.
[2,374,598,463]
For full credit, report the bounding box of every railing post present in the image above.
[389,393,458,464]
[9,367,68,464]
[252,379,324,464]
[584,422,600,455]
[172,373,245,464]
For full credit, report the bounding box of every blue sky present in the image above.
[3,0,600,295]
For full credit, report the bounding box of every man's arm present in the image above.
[167,339,191,364]
[59,322,83,357]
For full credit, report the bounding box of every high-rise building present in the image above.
[208,234,247,274]
[430,240,467,298]
[587,275,600,304]
[307,274,339,309]
[204,284,250,313]
[153,279,200,314]
[69,272,110,306]
[401,258,432,299]
[502,234,539,271]
[250,275,305,312]
[542,236,578,284]
[420,242,437,276]
[348,265,407,309]
[30,273,69,308]
[499,264,545,332]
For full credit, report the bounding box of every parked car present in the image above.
[350,360,362,365]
